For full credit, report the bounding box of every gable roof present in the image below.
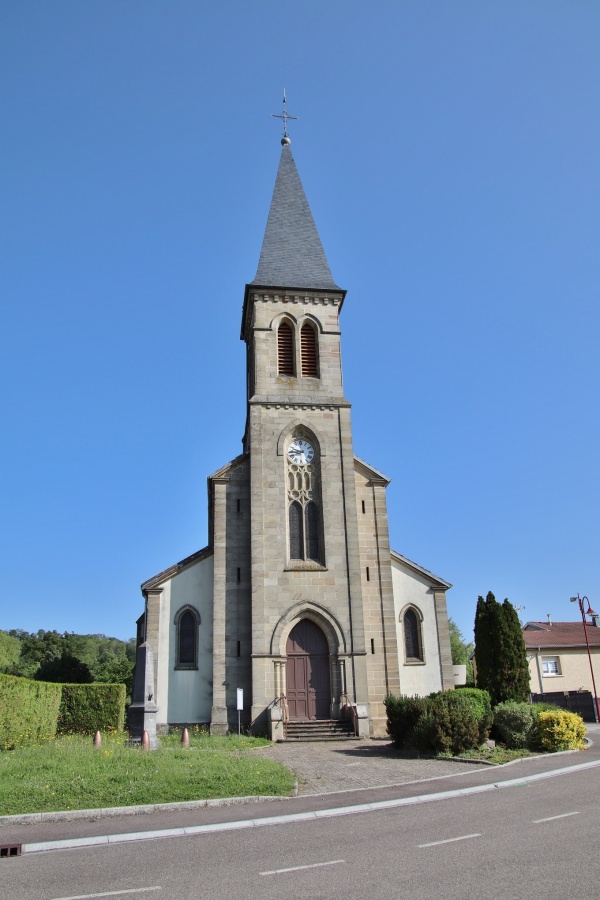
[141,545,213,593]
[250,144,341,292]
[390,549,452,590]
[353,454,390,485]
[523,621,600,648]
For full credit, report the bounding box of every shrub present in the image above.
[444,687,492,743]
[384,695,428,748]
[58,683,126,734]
[0,673,62,749]
[413,694,479,755]
[536,710,586,752]
[493,701,538,749]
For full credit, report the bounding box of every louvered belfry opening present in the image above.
[278,322,294,376]
[300,322,318,378]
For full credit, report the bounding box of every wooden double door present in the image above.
[286,619,331,720]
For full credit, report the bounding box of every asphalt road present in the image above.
[3,759,600,900]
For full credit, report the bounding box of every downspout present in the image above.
[536,648,544,696]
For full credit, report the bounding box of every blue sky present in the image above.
[2,2,599,645]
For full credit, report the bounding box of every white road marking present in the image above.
[418,833,481,848]
[260,859,345,876]
[23,758,600,855]
[51,888,161,900]
[533,811,580,823]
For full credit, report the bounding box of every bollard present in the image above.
[93,730,101,747]
[141,730,150,750]
[181,727,190,747]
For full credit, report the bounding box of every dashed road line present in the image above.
[418,833,481,848]
[533,811,580,824]
[50,888,161,900]
[260,859,345,876]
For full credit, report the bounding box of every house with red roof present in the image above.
[523,619,600,711]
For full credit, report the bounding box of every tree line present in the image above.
[0,629,136,693]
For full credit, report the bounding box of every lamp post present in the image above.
[570,594,600,722]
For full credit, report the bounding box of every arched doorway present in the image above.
[286,619,331,720]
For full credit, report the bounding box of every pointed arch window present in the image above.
[278,321,295,376]
[289,501,304,559]
[300,322,319,378]
[175,606,200,669]
[286,431,324,565]
[403,608,423,662]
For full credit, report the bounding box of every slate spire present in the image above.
[251,143,341,291]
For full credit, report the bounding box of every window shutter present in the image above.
[278,322,294,375]
[301,323,318,377]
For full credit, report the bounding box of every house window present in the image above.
[542,656,561,676]
[278,321,294,376]
[403,608,423,662]
[174,606,200,669]
[300,322,318,377]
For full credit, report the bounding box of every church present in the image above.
[136,124,454,739]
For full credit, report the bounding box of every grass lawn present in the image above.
[0,732,295,816]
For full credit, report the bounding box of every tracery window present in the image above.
[286,431,323,564]
[403,608,423,662]
[278,321,294,376]
[174,606,200,669]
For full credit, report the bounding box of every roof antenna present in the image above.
[272,89,298,146]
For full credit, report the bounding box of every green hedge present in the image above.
[414,693,480,755]
[452,687,493,743]
[58,683,126,734]
[384,695,428,748]
[0,673,62,749]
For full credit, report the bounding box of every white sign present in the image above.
[237,688,244,711]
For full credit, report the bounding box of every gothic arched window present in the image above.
[175,606,200,669]
[300,322,319,378]
[403,608,423,662]
[278,321,294,376]
[286,431,323,564]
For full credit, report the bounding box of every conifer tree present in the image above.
[474,592,530,705]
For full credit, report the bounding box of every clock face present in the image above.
[287,439,314,465]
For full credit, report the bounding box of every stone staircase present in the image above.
[284,719,356,741]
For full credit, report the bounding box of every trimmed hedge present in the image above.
[384,695,428,748]
[58,683,126,734]
[537,709,586,751]
[440,687,493,743]
[0,673,62,749]
[492,701,537,749]
[413,693,480,755]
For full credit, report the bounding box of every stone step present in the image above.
[285,719,355,741]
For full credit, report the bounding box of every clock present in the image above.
[287,439,314,465]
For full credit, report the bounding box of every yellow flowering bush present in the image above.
[536,710,586,751]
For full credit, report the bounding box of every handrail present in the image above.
[279,693,289,726]
[340,692,358,737]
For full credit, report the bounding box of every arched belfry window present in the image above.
[175,606,200,669]
[286,430,323,564]
[300,322,319,378]
[278,321,294,376]
[403,607,423,662]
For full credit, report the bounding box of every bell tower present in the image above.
[240,136,375,732]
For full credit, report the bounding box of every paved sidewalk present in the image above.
[257,739,482,794]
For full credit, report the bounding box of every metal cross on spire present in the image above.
[272,89,298,144]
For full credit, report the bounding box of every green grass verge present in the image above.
[454,746,537,764]
[0,733,295,816]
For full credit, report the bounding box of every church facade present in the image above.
[137,136,454,738]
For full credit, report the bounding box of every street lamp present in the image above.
[570,594,600,722]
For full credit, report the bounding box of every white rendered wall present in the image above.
[391,562,443,696]
[155,555,214,725]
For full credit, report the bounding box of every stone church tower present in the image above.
[137,135,454,739]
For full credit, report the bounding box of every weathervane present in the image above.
[272,89,298,145]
